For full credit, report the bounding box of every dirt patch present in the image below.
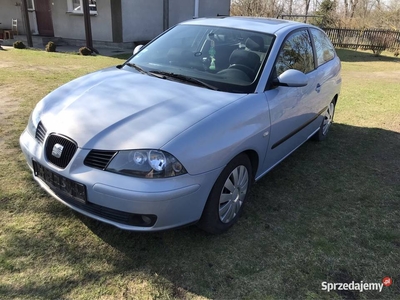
[372,70,400,78]
[0,86,21,113]
[0,60,15,69]
[345,70,400,81]
[0,86,23,153]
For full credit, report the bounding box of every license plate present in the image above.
[33,161,87,203]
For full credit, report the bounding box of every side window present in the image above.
[275,30,314,77]
[311,28,335,66]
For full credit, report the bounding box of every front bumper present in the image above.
[20,129,222,231]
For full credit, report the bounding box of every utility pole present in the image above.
[163,0,169,31]
[194,0,199,18]
[21,0,33,47]
[82,0,98,53]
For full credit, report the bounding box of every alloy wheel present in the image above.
[219,165,249,223]
[322,102,335,135]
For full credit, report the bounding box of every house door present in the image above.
[34,0,54,36]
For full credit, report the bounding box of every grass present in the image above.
[0,48,399,299]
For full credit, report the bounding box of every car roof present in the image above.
[180,16,308,34]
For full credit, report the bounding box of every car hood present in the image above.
[38,67,245,150]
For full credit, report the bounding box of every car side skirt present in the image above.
[255,123,321,181]
[271,106,327,150]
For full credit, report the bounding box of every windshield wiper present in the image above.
[149,70,219,91]
[125,62,148,74]
[125,63,168,79]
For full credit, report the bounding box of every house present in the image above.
[1,0,231,47]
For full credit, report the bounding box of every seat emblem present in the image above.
[52,143,64,158]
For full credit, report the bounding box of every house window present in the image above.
[67,0,97,14]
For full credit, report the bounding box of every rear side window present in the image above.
[311,28,335,66]
[275,29,315,76]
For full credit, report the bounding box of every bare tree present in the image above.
[230,0,400,31]
[349,0,359,18]
[289,0,294,15]
[343,0,349,17]
[231,0,286,18]
[231,0,267,17]
[342,0,359,18]
[304,0,312,22]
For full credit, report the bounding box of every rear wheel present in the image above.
[313,99,336,141]
[197,154,252,234]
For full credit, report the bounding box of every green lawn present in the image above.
[0,48,399,299]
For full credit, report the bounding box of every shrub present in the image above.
[79,47,92,56]
[368,32,398,56]
[13,41,26,49]
[45,41,57,52]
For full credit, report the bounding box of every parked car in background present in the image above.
[20,17,341,234]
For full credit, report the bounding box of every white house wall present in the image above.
[51,0,113,42]
[168,0,232,31]
[0,0,231,44]
[0,0,23,34]
[121,0,163,42]
[168,0,194,26]
[199,0,230,17]
[122,0,231,43]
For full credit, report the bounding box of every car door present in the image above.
[261,29,322,173]
[309,28,341,110]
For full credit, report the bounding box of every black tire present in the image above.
[197,154,253,234]
[313,99,336,141]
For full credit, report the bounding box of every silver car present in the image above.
[20,17,341,233]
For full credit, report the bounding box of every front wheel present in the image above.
[313,99,336,141]
[197,154,253,234]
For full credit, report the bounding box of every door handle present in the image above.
[315,83,321,93]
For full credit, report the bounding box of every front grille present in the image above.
[35,121,47,144]
[45,134,77,169]
[84,150,117,170]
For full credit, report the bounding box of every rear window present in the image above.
[310,28,335,66]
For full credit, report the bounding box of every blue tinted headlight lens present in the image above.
[106,150,187,178]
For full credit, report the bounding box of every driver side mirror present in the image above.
[273,69,308,87]
[133,44,143,55]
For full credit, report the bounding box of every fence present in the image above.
[322,28,400,52]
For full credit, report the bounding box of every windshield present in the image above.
[127,24,274,93]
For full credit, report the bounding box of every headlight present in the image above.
[27,104,42,137]
[106,150,187,178]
